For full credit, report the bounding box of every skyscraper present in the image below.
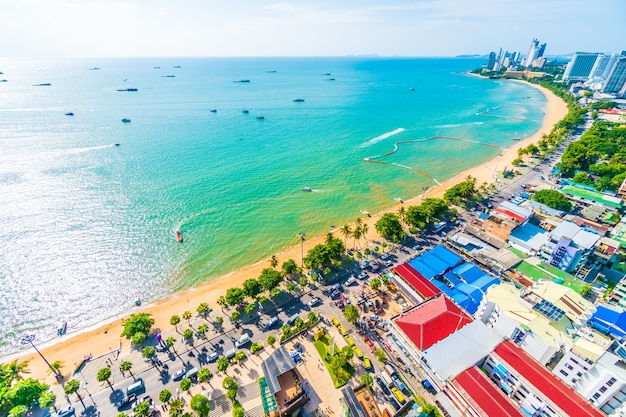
[487,52,496,71]
[523,38,547,68]
[603,56,626,96]
[563,53,602,81]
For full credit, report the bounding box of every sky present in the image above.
[0,0,624,58]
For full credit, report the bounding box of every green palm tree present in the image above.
[97,367,113,390]
[48,360,64,376]
[170,315,181,332]
[3,360,30,384]
[361,223,369,246]
[325,232,334,246]
[353,226,362,249]
[340,224,352,247]
[197,302,210,318]
[397,205,406,225]
[166,336,177,352]
[182,310,192,326]
[270,255,279,269]
[197,323,209,338]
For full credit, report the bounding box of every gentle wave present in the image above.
[360,128,405,148]
[436,121,484,128]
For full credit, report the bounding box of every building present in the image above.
[564,53,602,82]
[446,366,524,417]
[487,52,496,71]
[523,38,546,68]
[261,346,309,416]
[482,340,604,416]
[342,385,384,417]
[603,56,626,97]
[609,279,626,311]
[552,337,606,386]
[589,305,626,338]
[538,220,601,273]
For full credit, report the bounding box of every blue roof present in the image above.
[452,263,484,284]
[590,306,626,338]
[456,283,483,301]
[443,272,461,286]
[409,244,462,278]
[409,258,439,279]
[473,275,500,293]
[431,244,463,265]
[452,292,479,314]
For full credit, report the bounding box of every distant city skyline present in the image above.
[0,0,625,58]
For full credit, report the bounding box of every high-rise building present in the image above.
[603,56,626,96]
[563,52,602,81]
[487,52,496,71]
[523,38,540,67]
[591,55,611,78]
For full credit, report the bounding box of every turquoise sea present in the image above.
[0,58,546,354]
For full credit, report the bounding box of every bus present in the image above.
[433,221,446,233]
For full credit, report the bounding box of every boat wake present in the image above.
[436,121,484,128]
[360,128,405,148]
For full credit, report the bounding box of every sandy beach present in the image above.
[9,80,568,381]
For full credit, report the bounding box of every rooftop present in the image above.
[561,185,623,209]
[261,346,297,394]
[493,341,604,417]
[423,320,502,380]
[451,366,524,417]
[394,263,441,300]
[408,244,462,279]
[393,295,472,351]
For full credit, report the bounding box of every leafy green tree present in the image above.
[286,282,296,293]
[267,335,276,346]
[258,268,284,291]
[235,351,247,363]
[532,189,572,211]
[142,346,156,359]
[169,398,184,417]
[96,367,112,388]
[258,295,269,305]
[226,388,237,403]
[375,348,387,363]
[159,389,172,403]
[343,304,359,324]
[197,302,211,318]
[370,278,381,291]
[282,259,298,277]
[231,311,241,322]
[225,287,246,306]
[38,389,57,411]
[270,255,279,269]
[1,360,30,385]
[180,378,192,393]
[250,342,263,354]
[8,405,28,417]
[360,373,373,387]
[215,316,224,331]
[116,413,129,417]
[299,275,308,288]
[120,360,133,378]
[198,367,211,383]
[244,303,255,315]
[217,296,227,309]
[216,357,229,373]
[232,403,245,417]
[270,287,282,299]
[341,346,354,362]
[134,400,151,417]
[191,394,211,417]
[222,376,238,391]
[307,311,318,325]
[242,279,261,298]
[3,378,48,414]
[444,175,479,208]
[131,332,147,346]
[63,379,80,397]
[121,313,155,342]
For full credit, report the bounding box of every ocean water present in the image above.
[0,58,546,354]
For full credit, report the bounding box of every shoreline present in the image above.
[7,80,569,381]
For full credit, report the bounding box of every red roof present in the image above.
[452,366,524,417]
[393,296,472,350]
[394,263,441,299]
[495,207,526,223]
[494,341,604,417]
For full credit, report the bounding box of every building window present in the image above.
[560,370,569,377]
[570,358,579,365]
[607,377,616,387]
[566,364,574,370]
[593,393,601,400]
[599,386,608,393]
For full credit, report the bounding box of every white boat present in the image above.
[394,197,404,203]
[57,321,67,336]
[134,298,141,307]
[302,187,312,192]
[360,210,371,217]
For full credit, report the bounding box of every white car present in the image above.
[172,368,186,381]
[346,277,357,286]
[308,297,321,307]
[369,314,381,322]
[55,406,75,417]
[385,260,393,267]
[381,253,390,260]
[400,303,409,310]
[358,272,368,280]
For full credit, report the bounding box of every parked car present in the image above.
[346,277,357,286]
[381,253,390,260]
[54,406,75,417]
[330,289,341,298]
[369,314,381,322]
[385,260,393,267]
[308,297,321,307]
[375,377,391,395]
[357,272,368,280]
[115,394,137,411]
[207,352,219,362]
[172,368,186,381]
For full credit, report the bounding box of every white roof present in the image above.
[422,321,502,381]
[500,200,533,220]
[551,220,600,250]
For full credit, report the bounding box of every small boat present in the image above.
[210,109,217,113]
[65,112,74,116]
[361,210,371,217]
[114,143,120,147]
[234,79,250,83]
[325,78,335,81]
[176,230,183,242]
[394,197,404,203]
[122,118,131,123]
[324,73,331,76]
[87,67,101,71]
[161,75,175,78]
[302,187,312,192]
[512,137,522,141]
[154,66,161,69]
[409,88,415,91]
[134,298,142,307]
[117,88,138,92]
[57,321,67,336]
[33,83,51,86]
[256,116,265,120]
[293,98,305,102]
[0,79,7,83]
[242,110,249,114]
[173,65,182,68]
[266,70,277,73]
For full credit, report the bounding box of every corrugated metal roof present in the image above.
[394,263,441,299]
[261,346,297,394]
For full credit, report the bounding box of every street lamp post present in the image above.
[20,334,63,382]
[298,232,306,267]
